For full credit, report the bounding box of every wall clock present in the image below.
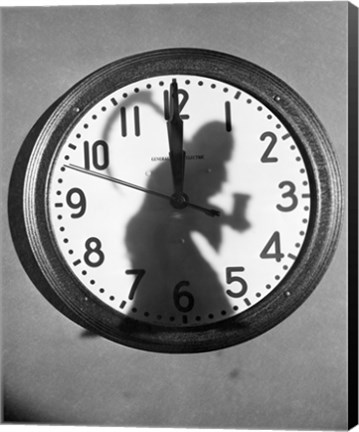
[8,48,343,353]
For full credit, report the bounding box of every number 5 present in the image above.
[226,267,248,298]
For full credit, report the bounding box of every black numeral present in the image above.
[163,89,190,120]
[276,181,298,212]
[125,269,146,300]
[260,132,278,163]
[260,231,284,262]
[226,267,248,298]
[66,188,86,218]
[84,237,105,267]
[225,101,232,132]
[84,140,109,170]
[173,281,194,312]
[120,106,141,137]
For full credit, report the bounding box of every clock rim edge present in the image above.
[8,48,344,353]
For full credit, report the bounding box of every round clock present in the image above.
[8,48,343,353]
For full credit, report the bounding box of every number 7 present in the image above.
[125,269,146,300]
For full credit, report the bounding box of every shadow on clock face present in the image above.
[124,121,251,325]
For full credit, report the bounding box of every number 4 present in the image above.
[260,231,284,262]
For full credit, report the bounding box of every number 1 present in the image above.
[225,101,232,132]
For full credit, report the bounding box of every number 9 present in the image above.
[66,188,87,218]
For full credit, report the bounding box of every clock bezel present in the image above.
[8,48,343,353]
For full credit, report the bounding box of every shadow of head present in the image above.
[185,121,234,198]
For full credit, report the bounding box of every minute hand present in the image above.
[64,164,220,217]
[167,79,185,195]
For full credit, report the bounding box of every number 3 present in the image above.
[276,181,298,212]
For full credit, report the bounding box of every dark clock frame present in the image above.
[8,48,343,353]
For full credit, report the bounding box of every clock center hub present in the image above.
[170,192,189,210]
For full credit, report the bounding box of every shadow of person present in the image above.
[125,121,251,325]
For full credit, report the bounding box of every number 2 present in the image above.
[260,131,278,163]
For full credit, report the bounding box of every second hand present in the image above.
[64,164,220,217]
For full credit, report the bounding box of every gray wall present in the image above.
[2,3,348,428]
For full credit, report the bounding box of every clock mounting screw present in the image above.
[285,291,291,297]
[73,106,81,113]
[273,95,281,102]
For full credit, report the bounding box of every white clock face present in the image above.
[47,74,311,327]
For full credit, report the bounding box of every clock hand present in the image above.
[64,164,220,217]
[167,79,185,195]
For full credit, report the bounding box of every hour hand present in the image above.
[167,79,185,195]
